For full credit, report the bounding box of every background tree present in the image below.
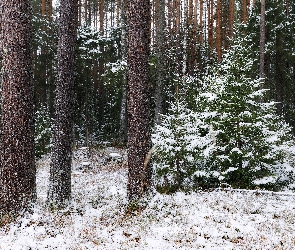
[47,0,78,207]
[127,0,152,204]
[0,0,36,217]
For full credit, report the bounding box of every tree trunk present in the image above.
[242,0,247,23]
[49,0,53,22]
[48,0,78,207]
[208,0,213,49]
[127,0,152,203]
[42,0,46,16]
[0,0,36,216]
[119,0,128,144]
[216,0,222,61]
[79,0,82,26]
[154,0,166,125]
[228,0,235,40]
[259,0,265,80]
[199,0,203,43]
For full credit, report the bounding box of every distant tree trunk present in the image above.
[84,0,88,23]
[0,0,36,216]
[98,0,105,128]
[116,0,120,24]
[49,0,53,22]
[228,0,235,40]
[207,0,213,49]
[119,0,128,144]
[79,0,82,25]
[216,0,222,61]
[199,0,203,43]
[48,0,78,207]
[42,0,46,16]
[154,0,165,125]
[259,0,265,80]
[127,0,152,203]
[242,0,247,23]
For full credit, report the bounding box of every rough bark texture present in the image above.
[127,0,152,203]
[0,1,36,216]
[48,0,78,207]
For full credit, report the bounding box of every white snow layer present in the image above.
[0,150,295,250]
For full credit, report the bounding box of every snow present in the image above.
[1,148,295,249]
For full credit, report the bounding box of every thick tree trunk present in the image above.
[0,0,36,216]
[48,0,78,207]
[127,0,152,203]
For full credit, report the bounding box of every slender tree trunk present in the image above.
[259,0,265,80]
[48,0,78,207]
[0,0,36,216]
[116,0,120,24]
[229,0,235,40]
[49,0,53,22]
[216,0,222,61]
[242,0,247,23]
[119,0,128,144]
[127,0,152,203]
[98,0,105,128]
[208,0,213,49]
[154,0,166,125]
[42,0,46,16]
[79,0,82,25]
[199,0,203,43]
[84,0,88,23]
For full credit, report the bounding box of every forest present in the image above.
[1,0,295,249]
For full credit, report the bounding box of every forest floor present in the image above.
[0,147,295,249]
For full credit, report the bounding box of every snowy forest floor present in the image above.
[1,147,295,249]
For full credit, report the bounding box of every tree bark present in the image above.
[127,0,152,203]
[0,0,36,216]
[48,0,78,207]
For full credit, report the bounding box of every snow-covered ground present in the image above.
[1,147,295,249]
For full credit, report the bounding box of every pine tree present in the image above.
[0,0,36,217]
[47,0,78,207]
[127,0,152,204]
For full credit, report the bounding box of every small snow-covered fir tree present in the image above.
[197,40,295,190]
[153,39,295,192]
[152,101,216,192]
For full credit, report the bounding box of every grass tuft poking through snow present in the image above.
[1,148,295,249]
